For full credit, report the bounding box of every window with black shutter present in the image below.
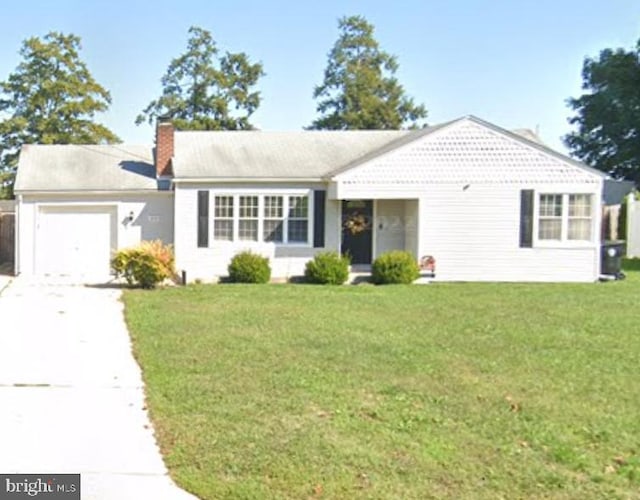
[520,189,533,248]
[313,190,326,248]
[197,191,209,248]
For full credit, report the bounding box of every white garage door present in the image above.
[36,207,115,279]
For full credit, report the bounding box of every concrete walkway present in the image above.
[0,278,198,499]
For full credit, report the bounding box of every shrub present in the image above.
[371,250,419,285]
[228,251,271,283]
[111,240,176,289]
[304,251,350,285]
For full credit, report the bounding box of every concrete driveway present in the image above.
[0,278,198,500]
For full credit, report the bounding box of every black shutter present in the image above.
[520,189,534,248]
[197,191,209,248]
[313,190,326,248]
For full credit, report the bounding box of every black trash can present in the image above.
[600,241,626,278]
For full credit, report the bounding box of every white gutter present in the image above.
[172,177,325,184]
[14,189,172,196]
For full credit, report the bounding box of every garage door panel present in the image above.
[36,207,115,279]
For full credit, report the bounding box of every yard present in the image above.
[123,263,640,499]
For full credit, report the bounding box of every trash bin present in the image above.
[600,241,626,278]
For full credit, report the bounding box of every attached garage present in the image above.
[14,144,173,281]
[35,206,116,278]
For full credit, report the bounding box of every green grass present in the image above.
[123,262,640,499]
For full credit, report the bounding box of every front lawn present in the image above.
[123,265,640,499]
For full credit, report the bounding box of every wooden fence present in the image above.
[0,212,14,263]
[0,200,15,264]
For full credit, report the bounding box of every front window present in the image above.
[263,196,284,242]
[214,196,234,241]
[287,196,308,243]
[209,192,310,245]
[239,196,259,241]
[568,194,592,240]
[538,194,562,240]
[537,193,592,242]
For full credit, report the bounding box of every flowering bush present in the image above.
[111,240,175,289]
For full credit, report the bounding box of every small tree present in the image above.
[136,26,264,131]
[309,15,427,130]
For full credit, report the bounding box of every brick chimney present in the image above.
[155,120,174,177]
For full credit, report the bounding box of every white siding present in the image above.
[375,200,407,257]
[17,193,173,276]
[418,184,601,282]
[404,199,419,256]
[174,184,340,282]
[330,117,604,283]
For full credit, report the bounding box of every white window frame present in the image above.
[263,195,285,243]
[533,192,596,246]
[238,195,260,242]
[213,195,234,241]
[209,190,313,246]
[286,195,310,243]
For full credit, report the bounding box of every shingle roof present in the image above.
[14,116,603,192]
[172,130,413,179]
[511,128,545,145]
[15,144,157,192]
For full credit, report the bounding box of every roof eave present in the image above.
[15,188,168,195]
[172,177,326,184]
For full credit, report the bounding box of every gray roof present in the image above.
[15,144,157,192]
[172,130,413,179]
[603,178,635,205]
[326,121,455,177]
[511,128,545,145]
[14,115,603,192]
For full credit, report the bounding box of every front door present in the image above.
[341,200,373,264]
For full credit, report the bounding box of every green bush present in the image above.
[228,251,271,283]
[372,250,419,285]
[304,251,350,285]
[111,240,175,289]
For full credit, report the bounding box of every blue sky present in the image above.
[1,0,639,153]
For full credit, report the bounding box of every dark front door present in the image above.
[341,200,373,264]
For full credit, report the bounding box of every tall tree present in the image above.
[0,32,119,198]
[309,15,427,130]
[136,26,264,131]
[564,39,640,183]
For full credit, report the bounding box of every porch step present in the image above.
[348,272,373,285]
